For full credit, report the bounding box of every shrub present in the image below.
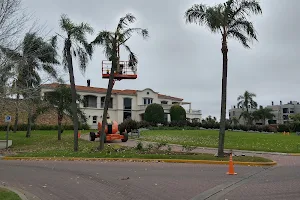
[277,124,290,132]
[169,120,187,127]
[240,125,249,131]
[137,120,151,129]
[135,141,143,151]
[213,123,220,129]
[190,121,201,127]
[170,105,186,121]
[144,103,165,124]
[119,119,138,133]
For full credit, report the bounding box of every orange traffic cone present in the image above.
[226,154,237,175]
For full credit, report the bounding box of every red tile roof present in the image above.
[41,83,183,101]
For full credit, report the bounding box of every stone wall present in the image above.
[0,98,73,126]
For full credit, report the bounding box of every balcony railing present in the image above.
[186,109,202,115]
[139,104,172,110]
[139,104,201,115]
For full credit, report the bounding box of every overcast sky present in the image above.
[22,0,300,120]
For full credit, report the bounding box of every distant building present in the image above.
[228,106,259,125]
[229,100,300,125]
[40,82,202,129]
[266,101,300,124]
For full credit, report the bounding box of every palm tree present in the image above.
[0,32,59,137]
[252,106,275,125]
[44,84,87,140]
[237,91,258,112]
[59,14,93,151]
[91,13,149,150]
[239,110,254,125]
[231,117,239,126]
[185,0,262,156]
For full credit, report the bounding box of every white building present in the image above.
[41,82,202,129]
[229,100,300,125]
[266,100,300,124]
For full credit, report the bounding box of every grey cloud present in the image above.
[23,0,300,120]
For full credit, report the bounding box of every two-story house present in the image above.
[40,82,202,129]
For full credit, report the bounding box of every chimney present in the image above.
[87,79,91,87]
[272,101,274,106]
[280,100,282,105]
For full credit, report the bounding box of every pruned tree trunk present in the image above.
[26,107,32,138]
[66,39,79,151]
[13,93,19,133]
[58,114,63,140]
[217,34,228,157]
[99,50,117,151]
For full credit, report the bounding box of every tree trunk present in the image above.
[66,39,79,152]
[58,114,63,140]
[13,93,19,133]
[98,50,117,151]
[217,34,228,157]
[26,107,32,138]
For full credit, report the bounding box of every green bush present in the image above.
[277,124,290,132]
[169,120,187,127]
[137,120,151,129]
[170,105,186,121]
[144,103,164,124]
[119,119,138,133]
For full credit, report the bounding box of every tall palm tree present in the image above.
[59,14,93,151]
[44,84,87,140]
[184,0,262,156]
[91,13,149,150]
[237,91,258,112]
[0,32,59,137]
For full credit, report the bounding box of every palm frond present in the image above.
[79,22,94,35]
[91,31,112,45]
[60,14,74,33]
[42,64,58,79]
[0,46,22,61]
[50,35,58,49]
[116,13,136,31]
[75,46,89,73]
[120,28,149,45]
[229,17,257,41]
[227,29,249,48]
[185,4,208,25]
[231,0,262,18]
[123,44,137,67]
[185,4,223,33]
[62,39,69,70]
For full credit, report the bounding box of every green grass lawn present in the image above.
[0,188,21,200]
[139,130,300,153]
[0,130,272,162]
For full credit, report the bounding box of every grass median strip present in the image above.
[139,130,300,153]
[0,188,21,200]
[0,130,273,164]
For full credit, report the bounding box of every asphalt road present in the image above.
[1,158,300,200]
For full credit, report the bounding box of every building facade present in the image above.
[229,100,300,125]
[266,101,300,124]
[41,83,202,129]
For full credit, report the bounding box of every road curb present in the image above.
[2,156,277,166]
[288,153,300,156]
[0,185,29,200]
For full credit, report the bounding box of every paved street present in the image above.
[1,157,300,200]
